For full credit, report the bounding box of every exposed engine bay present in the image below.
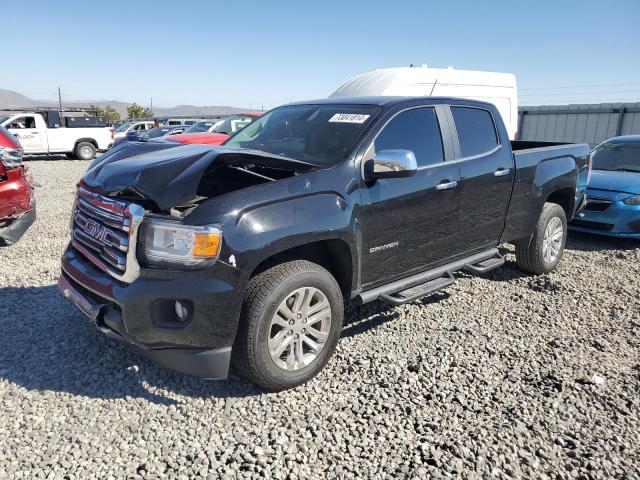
[82,142,315,214]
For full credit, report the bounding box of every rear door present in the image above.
[360,105,461,287]
[449,105,514,250]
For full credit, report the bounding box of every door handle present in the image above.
[494,168,511,177]
[436,180,458,191]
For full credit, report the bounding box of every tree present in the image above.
[86,104,105,117]
[103,105,120,123]
[127,103,153,120]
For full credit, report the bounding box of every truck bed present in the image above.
[500,140,591,243]
[511,140,590,171]
[511,140,588,152]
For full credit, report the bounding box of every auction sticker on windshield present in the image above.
[328,113,370,123]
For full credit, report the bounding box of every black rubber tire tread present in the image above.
[75,141,96,160]
[232,260,343,391]
[515,202,567,275]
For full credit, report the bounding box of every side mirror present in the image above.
[364,149,418,180]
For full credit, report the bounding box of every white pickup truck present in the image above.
[0,112,113,160]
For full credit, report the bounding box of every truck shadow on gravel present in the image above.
[24,155,92,162]
[2,284,450,404]
[0,282,458,403]
[0,285,264,405]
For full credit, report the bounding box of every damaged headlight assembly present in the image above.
[142,219,222,269]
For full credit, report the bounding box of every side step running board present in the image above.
[356,248,499,306]
[463,252,505,274]
[380,271,455,305]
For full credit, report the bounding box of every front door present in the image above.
[360,106,461,288]
[450,106,515,250]
[7,115,44,153]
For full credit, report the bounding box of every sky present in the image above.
[2,0,640,109]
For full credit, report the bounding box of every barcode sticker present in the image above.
[328,113,370,124]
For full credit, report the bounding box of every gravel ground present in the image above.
[1,159,639,479]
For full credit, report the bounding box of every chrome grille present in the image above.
[71,187,144,283]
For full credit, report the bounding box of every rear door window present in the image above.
[374,107,444,167]
[451,107,499,157]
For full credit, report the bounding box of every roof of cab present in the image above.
[287,96,497,109]
[605,135,640,144]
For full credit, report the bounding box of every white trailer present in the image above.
[330,66,519,140]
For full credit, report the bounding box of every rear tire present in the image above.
[75,142,96,160]
[515,202,567,274]
[232,260,344,391]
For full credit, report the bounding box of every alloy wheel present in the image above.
[268,287,332,371]
[543,216,563,264]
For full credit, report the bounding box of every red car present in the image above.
[168,112,263,146]
[0,126,36,245]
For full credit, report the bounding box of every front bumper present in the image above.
[569,190,640,239]
[59,246,245,379]
[0,204,36,245]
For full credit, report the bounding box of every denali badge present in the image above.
[369,241,399,253]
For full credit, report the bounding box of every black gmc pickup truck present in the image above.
[58,97,590,391]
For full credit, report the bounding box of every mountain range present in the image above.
[0,89,252,117]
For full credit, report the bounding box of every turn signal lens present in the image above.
[193,232,221,257]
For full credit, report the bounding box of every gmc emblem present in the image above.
[76,214,112,245]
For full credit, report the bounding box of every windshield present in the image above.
[592,140,640,172]
[140,127,169,139]
[115,123,132,132]
[185,121,216,133]
[0,115,10,125]
[213,115,257,135]
[225,104,379,167]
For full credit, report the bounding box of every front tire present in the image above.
[515,202,567,274]
[232,260,344,391]
[75,142,96,160]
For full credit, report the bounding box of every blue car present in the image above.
[571,135,640,239]
[115,125,187,145]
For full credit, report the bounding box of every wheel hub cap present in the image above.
[543,216,563,264]
[268,286,331,371]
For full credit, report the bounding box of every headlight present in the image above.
[0,147,23,169]
[142,219,222,268]
[623,195,640,206]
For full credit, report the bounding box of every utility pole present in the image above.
[150,97,153,115]
[58,87,62,111]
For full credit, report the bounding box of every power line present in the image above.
[521,90,640,97]
[520,82,640,91]
[522,99,640,105]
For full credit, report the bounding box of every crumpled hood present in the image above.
[83,142,315,211]
[589,170,640,195]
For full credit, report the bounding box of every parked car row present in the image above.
[168,112,263,146]
[110,113,264,147]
